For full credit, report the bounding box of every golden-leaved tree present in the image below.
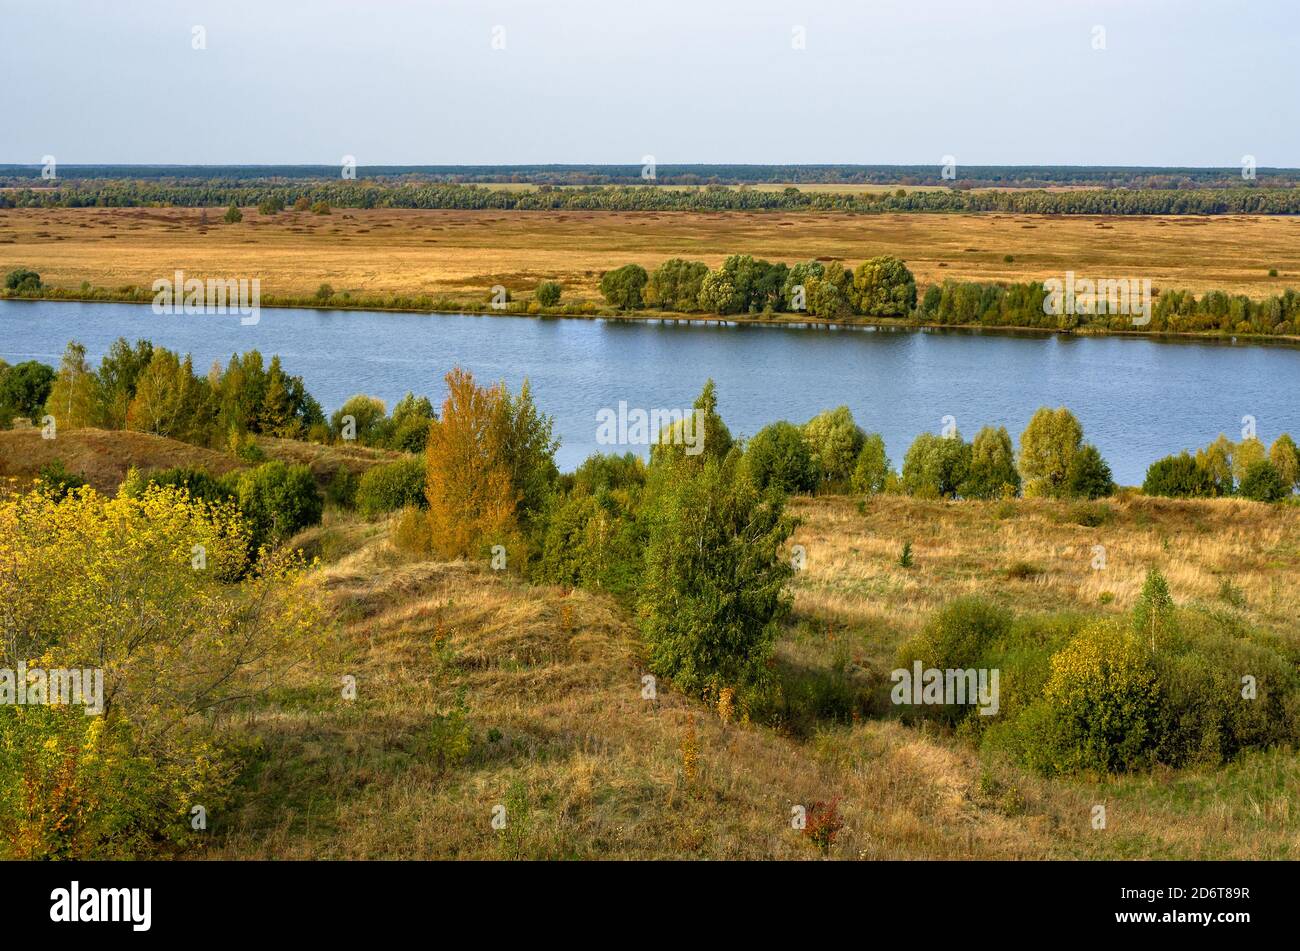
[424,368,519,559]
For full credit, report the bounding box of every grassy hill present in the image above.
[201,493,1300,860]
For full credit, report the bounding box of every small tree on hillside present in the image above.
[1018,406,1084,498]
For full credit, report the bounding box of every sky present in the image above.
[4,0,1297,167]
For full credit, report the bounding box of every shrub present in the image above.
[223,204,242,224]
[391,504,434,557]
[324,466,358,508]
[1026,621,1161,775]
[4,268,41,292]
[122,465,235,507]
[315,283,334,301]
[534,490,645,595]
[1239,459,1287,502]
[35,460,87,501]
[535,281,562,307]
[745,421,817,493]
[234,461,323,550]
[257,197,284,215]
[356,457,426,517]
[1143,452,1216,497]
[899,597,1012,674]
[310,201,331,215]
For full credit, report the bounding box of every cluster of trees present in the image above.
[28,339,324,448]
[602,255,917,318]
[8,338,441,457]
[1144,433,1299,502]
[917,279,1300,337]
[746,405,1113,501]
[9,180,1300,216]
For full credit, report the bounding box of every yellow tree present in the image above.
[424,368,518,559]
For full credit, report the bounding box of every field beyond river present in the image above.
[4,206,1300,302]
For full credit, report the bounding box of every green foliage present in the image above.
[961,426,1020,499]
[4,268,42,292]
[534,280,562,307]
[638,452,796,697]
[494,379,559,527]
[850,433,892,494]
[649,379,733,469]
[121,465,236,507]
[1239,459,1287,501]
[1018,407,1084,498]
[257,196,285,215]
[851,255,917,316]
[1065,443,1115,499]
[1133,568,1175,651]
[801,406,865,489]
[234,461,323,549]
[330,394,388,445]
[745,421,817,493]
[599,264,648,309]
[223,203,242,223]
[901,431,970,498]
[356,457,427,517]
[534,488,645,595]
[1143,452,1217,497]
[647,258,709,311]
[0,359,56,426]
[1268,433,1300,490]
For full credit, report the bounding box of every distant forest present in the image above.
[3,163,1300,189]
[6,180,1300,216]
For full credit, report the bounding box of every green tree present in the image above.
[852,256,917,316]
[1142,452,1216,498]
[0,359,56,427]
[1232,437,1267,488]
[4,268,42,292]
[802,406,865,488]
[851,433,893,495]
[960,426,1020,499]
[1195,435,1235,495]
[647,259,709,311]
[1018,407,1084,498]
[494,378,560,527]
[1065,443,1115,499]
[1133,568,1175,652]
[330,394,388,445]
[223,204,243,224]
[1239,459,1287,502]
[95,338,154,430]
[650,379,733,469]
[901,431,971,498]
[1268,433,1300,492]
[745,421,818,494]
[235,461,323,551]
[638,452,795,697]
[598,264,648,309]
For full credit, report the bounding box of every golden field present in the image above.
[3,206,1299,304]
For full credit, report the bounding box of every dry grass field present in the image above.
[3,206,1299,304]
[201,492,1300,860]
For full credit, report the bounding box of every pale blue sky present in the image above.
[4,0,1296,166]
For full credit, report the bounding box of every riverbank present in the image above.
[5,286,1300,347]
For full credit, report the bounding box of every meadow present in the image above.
[4,206,1299,305]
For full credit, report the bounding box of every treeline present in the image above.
[1144,433,1300,502]
[9,180,1300,215]
[3,338,436,456]
[6,163,1300,188]
[597,256,1300,337]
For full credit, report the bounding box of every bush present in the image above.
[1025,622,1161,775]
[121,465,236,507]
[534,489,645,595]
[535,281,562,307]
[4,268,41,292]
[961,426,1019,499]
[1239,459,1287,502]
[35,460,87,501]
[234,461,323,550]
[356,457,427,517]
[257,197,285,215]
[899,597,1012,673]
[745,421,817,493]
[1143,452,1216,497]
[223,204,242,224]
[310,201,331,215]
